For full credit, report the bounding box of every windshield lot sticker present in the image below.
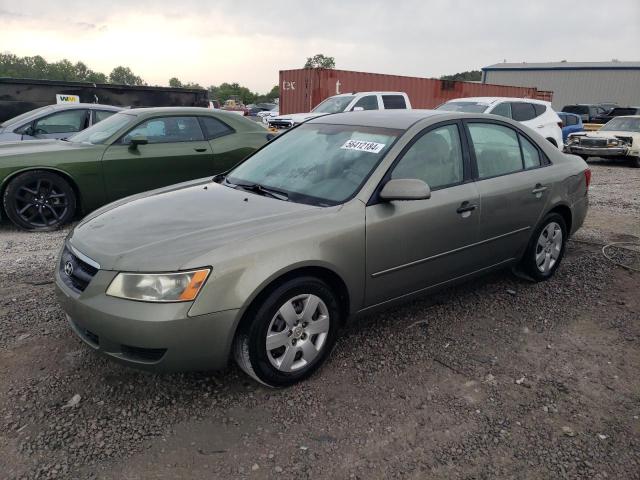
[340,140,386,153]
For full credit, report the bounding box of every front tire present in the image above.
[3,170,76,231]
[520,213,567,282]
[233,276,340,387]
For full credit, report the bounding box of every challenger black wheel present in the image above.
[234,276,341,387]
[3,170,76,231]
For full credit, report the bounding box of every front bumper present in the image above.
[55,267,241,372]
[566,145,629,157]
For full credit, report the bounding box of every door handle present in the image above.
[194,148,207,152]
[532,183,548,194]
[536,125,544,129]
[456,201,478,214]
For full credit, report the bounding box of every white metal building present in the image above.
[482,61,640,110]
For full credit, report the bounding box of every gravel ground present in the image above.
[1,162,639,480]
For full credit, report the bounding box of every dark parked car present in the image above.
[55,110,590,386]
[593,107,640,124]
[561,104,608,123]
[0,103,121,142]
[557,112,584,143]
[0,107,270,230]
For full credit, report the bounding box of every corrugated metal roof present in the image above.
[483,61,640,71]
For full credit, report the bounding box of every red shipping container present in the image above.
[279,68,553,115]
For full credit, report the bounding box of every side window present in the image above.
[122,116,204,144]
[520,135,541,169]
[510,102,537,121]
[533,104,546,117]
[490,102,511,118]
[382,95,407,110]
[567,115,577,126]
[468,123,523,178]
[33,109,88,134]
[351,95,378,111]
[391,124,464,189]
[94,110,116,124]
[200,116,234,139]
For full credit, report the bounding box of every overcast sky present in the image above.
[1,0,639,92]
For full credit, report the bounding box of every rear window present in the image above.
[562,105,588,115]
[533,104,546,116]
[511,102,537,121]
[436,101,489,113]
[382,95,407,109]
[609,108,639,116]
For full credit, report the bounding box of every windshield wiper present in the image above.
[233,182,289,201]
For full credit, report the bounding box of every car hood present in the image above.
[68,180,330,271]
[574,130,637,139]
[0,139,94,157]
[270,112,328,124]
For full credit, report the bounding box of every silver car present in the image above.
[55,110,590,387]
[0,103,122,142]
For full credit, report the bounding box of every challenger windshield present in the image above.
[67,112,135,144]
[312,96,356,114]
[226,123,401,205]
[436,101,490,113]
[600,117,640,132]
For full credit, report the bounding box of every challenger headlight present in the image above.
[106,269,211,302]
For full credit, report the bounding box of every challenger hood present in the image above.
[69,180,331,271]
[0,139,95,157]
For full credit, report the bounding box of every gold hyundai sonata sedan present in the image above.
[55,110,590,387]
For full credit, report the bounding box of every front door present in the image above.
[101,115,215,201]
[464,120,551,265]
[365,123,481,306]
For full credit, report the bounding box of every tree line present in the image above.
[0,53,279,104]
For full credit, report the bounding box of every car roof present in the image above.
[0,103,122,128]
[446,97,551,106]
[331,92,407,97]
[609,115,640,119]
[125,106,215,116]
[306,109,452,129]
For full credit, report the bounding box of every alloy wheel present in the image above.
[265,294,330,372]
[12,177,69,228]
[535,221,563,273]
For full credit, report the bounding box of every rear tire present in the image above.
[233,276,340,387]
[3,170,76,231]
[520,213,567,282]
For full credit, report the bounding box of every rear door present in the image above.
[199,115,259,173]
[101,115,214,201]
[463,120,551,265]
[365,122,481,306]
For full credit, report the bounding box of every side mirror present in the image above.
[129,135,148,147]
[380,178,431,201]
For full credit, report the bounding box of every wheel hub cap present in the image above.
[535,221,563,274]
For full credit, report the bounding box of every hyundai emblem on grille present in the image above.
[64,261,74,277]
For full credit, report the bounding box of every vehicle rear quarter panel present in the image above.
[209,132,268,172]
[187,200,366,318]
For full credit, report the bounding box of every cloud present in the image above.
[0,0,638,92]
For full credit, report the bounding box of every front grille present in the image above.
[59,247,98,293]
[268,120,293,129]
[580,138,607,147]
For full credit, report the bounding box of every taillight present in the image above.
[584,169,591,191]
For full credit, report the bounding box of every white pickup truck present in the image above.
[268,91,411,130]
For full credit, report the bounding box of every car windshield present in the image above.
[312,95,355,114]
[600,117,640,132]
[67,112,135,144]
[436,101,490,113]
[226,123,401,205]
[562,106,588,115]
[0,105,54,127]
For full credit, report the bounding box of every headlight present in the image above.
[607,138,619,146]
[568,136,580,144]
[106,269,211,302]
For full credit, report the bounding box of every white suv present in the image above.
[268,92,411,130]
[437,97,563,148]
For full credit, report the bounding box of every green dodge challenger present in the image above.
[0,107,270,230]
